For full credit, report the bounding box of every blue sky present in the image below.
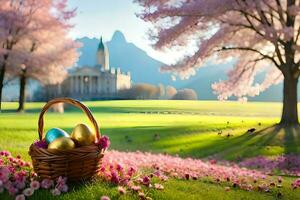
[67,0,181,64]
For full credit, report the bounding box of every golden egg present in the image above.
[48,137,75,150]
[71,124,95,146]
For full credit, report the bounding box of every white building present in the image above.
[45,37,131,100]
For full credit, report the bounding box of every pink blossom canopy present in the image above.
[136,0,300,100]
[0,0,79,85]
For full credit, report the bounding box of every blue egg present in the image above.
[45,128,69,144]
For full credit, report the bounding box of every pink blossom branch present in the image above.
[218,46,281,69]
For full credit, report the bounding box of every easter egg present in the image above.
[71,124,95,146]
[48,137,75,150]
[45,128,69,144]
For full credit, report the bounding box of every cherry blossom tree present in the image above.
[136,0,300,125]
[11,36,79,112]
[0,0,39,111]
[0,0,79,111]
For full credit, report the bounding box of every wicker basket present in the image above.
[29,98,105,181]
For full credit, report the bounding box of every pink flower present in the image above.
[31,172,37,177]
[15,194,25,200]
[142,176,151,185]
[41,179,54,189]
[111,172,120,184]
[30,180,40,190]
[120,178,129,185]
[8,157,14,162]
[16,181,26,189]
[24,162,30,167]
[100,166,106,172]
[99,136,110,149]
[160,175,168,181]
[138,192,145,198]
[100,196,110,200]
[0,151,11,157]
[23,188,34,196]
[0,167,10,182]
[154,183,164,190]
[57,176,67,185]
[33,140,48,149]
[210,159,217,164]
[60,184,68,193]
[127,167,136,176]
[56,176,68,192]
[51,188,61,196]
[292,178,300,189]
[118,186,126,194]
[8,186,18,196]
[116,164,123,172]
[130,185,141,191]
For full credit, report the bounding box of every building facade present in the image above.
[45,37,131,100]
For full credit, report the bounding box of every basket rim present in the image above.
[29,143,105,156]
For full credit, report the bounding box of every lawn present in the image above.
[0,100,300,199]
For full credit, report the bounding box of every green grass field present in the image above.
[1,100,300,200]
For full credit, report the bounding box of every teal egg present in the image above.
[45,128,69,144]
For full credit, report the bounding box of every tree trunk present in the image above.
[280,75,299,125]
[0,64,5,112]
[17,74,26,112]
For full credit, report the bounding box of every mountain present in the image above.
[77,31,179,86]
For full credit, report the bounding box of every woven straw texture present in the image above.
[29,98,104,181]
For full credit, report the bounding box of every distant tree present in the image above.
[171,89,198,100]
[165,86,177,99]
[137,0,300,125]
[0,0,79,112]
[158,83,165,98]
[118,83,162,99]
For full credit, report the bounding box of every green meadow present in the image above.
[1,100,300,199]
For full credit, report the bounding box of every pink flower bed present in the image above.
[99,150,300,199]
[239,155,300,176]
[101,151,281,191]
[1,146,300,200]
[0,151,68,199]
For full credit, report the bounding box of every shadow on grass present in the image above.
[2,112,298,162]
[282,125,300,154]
[177,124,300,160]
[100,123,300,161]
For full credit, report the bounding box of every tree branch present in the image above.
[217,46,282,69]
[275,0,286,26]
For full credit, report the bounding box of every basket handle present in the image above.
[38,97,101,143]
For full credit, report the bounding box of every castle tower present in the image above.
[97,37,109,71]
